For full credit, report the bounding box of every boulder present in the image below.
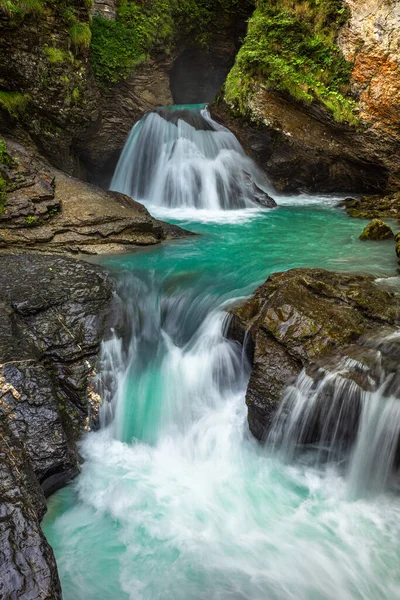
[0,137,190,255]
[359,219,394,241]
[228,268,400,440]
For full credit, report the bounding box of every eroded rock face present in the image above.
[0,419,62,600]
[0,137,189,255]
[79,55,175,186]
[213,1,400,194]
[211,97,391,194]
[338,0,400,144]
[228,268,400,440]
[0,8,100,173]
[0,253,115,599]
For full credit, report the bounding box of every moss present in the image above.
[69,21,92,52]
[71,87,80,102]
[90,0,254,84]
[224,0,358,125]
[45,46,70,64]
[0,0,43,16]
[0,90,30,118]
[359,219,394,241]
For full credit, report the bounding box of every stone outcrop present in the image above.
[228,268,400,440]
[359,218,394,240]
[0,419,62,600]
[213,0,400,195]
[0,253,115,599]
[0,6,100,173]
[211,97,390,194]
[0,137,189,255]
[338,0,400,144]
[343,191,400,220]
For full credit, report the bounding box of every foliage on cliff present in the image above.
[90,0,254,84]
[224,0,358,125]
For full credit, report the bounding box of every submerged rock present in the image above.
[0,137,190,256]
[0,254,115,598]
[359,219,394,241]
[228,268,400,440]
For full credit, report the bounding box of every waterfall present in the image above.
[268,347,400,496]
[111,105,276,210]
[96,269,249,445]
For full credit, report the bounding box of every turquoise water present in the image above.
[42,200,400,600]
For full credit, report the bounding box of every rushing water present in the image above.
[43,107,400,600]
[111,105,274,210]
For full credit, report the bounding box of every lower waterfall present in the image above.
[268,350,400,497]
[43,109,400,600]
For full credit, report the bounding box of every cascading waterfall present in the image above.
[268,348,400,496]
[111,105,275,210]
[43,107,400,600]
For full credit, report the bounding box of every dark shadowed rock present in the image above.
[0,253,116,599]
[228,268,400,440]
[0,419,62,600]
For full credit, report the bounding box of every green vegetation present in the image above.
[90,0,254,84]
[0,90,29,118]
[69,22,92,52]
[71,87,80,102]
[45,46,71,64]
[225,0,358,125]
[25,215,37,225]
[0,0,43,16]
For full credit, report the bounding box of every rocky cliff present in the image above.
[0,254,116,599]
[213,0,400,194]
[0,0,254,183]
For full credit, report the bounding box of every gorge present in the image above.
[1,1,400,599]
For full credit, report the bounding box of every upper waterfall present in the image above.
[110,105,276,211]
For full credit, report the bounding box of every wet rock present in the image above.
[228,268,400,440]
[343,191,400,220]
[0,254,114,476]
[359,219,394,241]
[0,253,115,599]
[0,419,62,600]
[0,4,100,173]
[0,137,190,255]
[211,98,391,195]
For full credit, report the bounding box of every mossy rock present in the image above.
[359,219,394,241]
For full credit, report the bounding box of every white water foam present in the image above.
[111,106,275,211]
